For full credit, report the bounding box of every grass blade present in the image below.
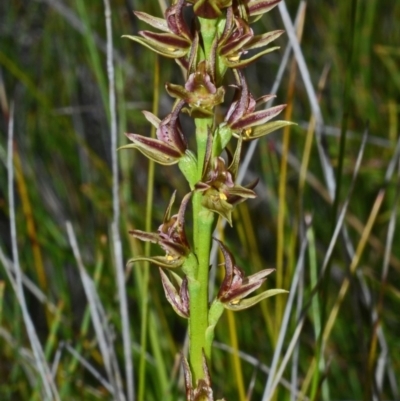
[6,104,60,401]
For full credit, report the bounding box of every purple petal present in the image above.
[247,268,275,283]
[230,104,286,130]
[134,11,169,32]
[219,33,253,57]
[142,110,161,128]
[225,70,249,125]
[181,355,193,399]
[221,279,265,302]
[216,239,235,299]
[159,268,189,318]
[158,237,188,256]
[245,30,285,50]
[176,192,192,233]
[129,230,160,243]
[187,31,200,75]
[156,100,187,153]
[219,6,234,46]
[123,34,188,58]
[165,0,192,40]
[162,191,177,223]
[124,133,182,165]
[255,94,276,106]
[140,30,190,49]
[180,276,190,314]
[247,0,282,17]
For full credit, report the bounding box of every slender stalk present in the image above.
[186,12,217,375]
[190,118,214,380]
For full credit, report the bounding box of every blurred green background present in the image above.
[1,0,400,400]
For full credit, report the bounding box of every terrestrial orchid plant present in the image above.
[121,0,292,398]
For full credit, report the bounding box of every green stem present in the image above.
[189,116,215,382]
[188,202,214,382]
[188,14,224,385]
[198,17,218,61]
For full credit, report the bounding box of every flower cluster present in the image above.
[122,0,290,398]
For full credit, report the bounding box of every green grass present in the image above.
[1,0,400,400]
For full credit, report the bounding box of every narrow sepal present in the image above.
[227,185,256,199]
[195,129,256,225]
[224,69,249,125]
[182,355,193,401]
[133,11,169,32]
[223,46,280,68]
[242,120,296,140]
[142,110,161,128]
[187,31,200,75]
[219,33,253,57]
[201,126,214,178]
[163,190,176,222]
[228,135,242,178]
[140,31,190,50]
[229,104,286,130]
[215,239,283,308]
[256,94,276,106]
[127,255,183,269]
[156,100,187,154]
[247,0,281,17]
[245,30,285,50]
[219,6,234,46]
[224,289,288,311]
[222,268,275,302]
[121,134,181,165]
[165,0,192,40]
[129,230,160,244]
[129,191,191,266]
[227,179,258,206]
[159,268,189,318]
[123,34,189,58]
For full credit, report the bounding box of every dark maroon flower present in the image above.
[245,0,282,22]
[224,69,292,139]
[121,100,187,165]
[123,0,192,59]
[215,239,287,310]
[166,61,225,118]
[217,7,284,69]
[159,268,190,318]
[195,131,257,225]
[128,191,191,268]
